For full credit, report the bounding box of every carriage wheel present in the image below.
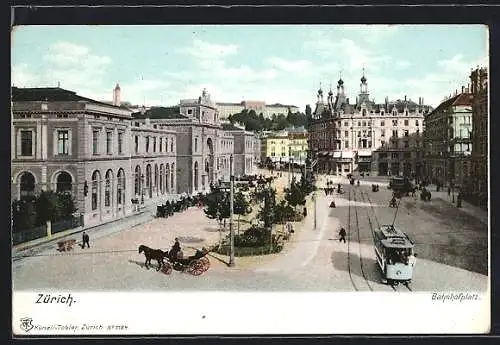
[199,257,210,271]
[161,263,173,275]
[187,261,197,273]
[190,261,205,276]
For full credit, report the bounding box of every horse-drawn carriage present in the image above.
[138,245,210,276]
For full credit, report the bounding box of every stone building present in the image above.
[11,86,177,227]
[469,67,488,208]
[423,89,473,191]
[216,100,300,120]
[222,122,256,177]
[308,72,431,176]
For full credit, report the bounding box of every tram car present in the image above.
[373,224,416,286]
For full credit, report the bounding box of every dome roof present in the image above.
[328,89,333,96]
[318,88,323,94]
[361,75,367,83]
[337,78,344,86]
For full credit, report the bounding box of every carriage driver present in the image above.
[170,238,182,260]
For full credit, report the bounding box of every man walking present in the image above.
[339,227,346,243]
[82,232,90,248]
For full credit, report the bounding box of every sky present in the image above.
[11,25,488,111]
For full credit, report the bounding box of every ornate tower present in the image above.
[113,83,121,106]
[358,68,370,105]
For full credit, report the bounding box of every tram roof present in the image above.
[376,225,414,248]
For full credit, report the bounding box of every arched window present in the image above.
[170,163,175,192]
[56,171,72,193]
[170,138,174,152]
[165,164,170,193]
[117,168,125,205]
[91,170,100,211]
[154,164,158,194]
[19,172,35,201]
[159,164,164,194]
[194,138,198,152]
[146,164,152,198]
[134,165,141,196]
[105,169,113,207]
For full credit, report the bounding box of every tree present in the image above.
[35,190,61,225]
[284,177,306,213]
[233,191,251,235]
[56,192,78,219]
[273,199,294,225]
[12,200,36,232]
[204,187,230,228]
[258,186,276,228]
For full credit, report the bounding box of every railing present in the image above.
[51,216,82,234]
[12,224,47,246]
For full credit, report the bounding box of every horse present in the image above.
[138,245,168,271]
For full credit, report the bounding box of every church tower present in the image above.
[358,68,370,105]
[113,83,121,106]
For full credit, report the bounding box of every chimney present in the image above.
[421,97,424,105]
[462,86,465,93]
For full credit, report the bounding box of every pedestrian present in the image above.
[82,232,90,249]
[338,227,346,243]
[447,187,451,196]
[303,207,307,218]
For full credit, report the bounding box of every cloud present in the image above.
[266,57,313,73]
[395,60,411,70]
[176,39,238,62]
[11,63,39,87]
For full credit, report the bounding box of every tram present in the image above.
[373,224,416,286]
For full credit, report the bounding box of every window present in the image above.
[345,131,349,137]
[392,130,398,137]
[91,170,100,210]
[146,137,150,152]
[105,170,112,207]
[188,109,193,115]
[381,111,385,116]
[344,140,349,148]
[404,130,409,137]
[195,138,198,152]
[381,130,385,137]
[106,131,113,154]
[56,172,72,193]
[117,169,125,205]
[381,120,385,126]
[118,132,123,154]
[362,121,366,127]
[20,130,33,156]
[159,138,163,152]
[392,120,398,126]
[415,120,419,126]
[153,137,157,152]
[405,111,408,116]
[362,109,366,116]
[135,136,139,153]
[92,130,99,154]
[404,119,409,126]
[358,121,361,126]
[392,152,398,159]
[57,130,69,155]
[344,121,349,126]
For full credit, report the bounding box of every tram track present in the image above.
[359,187,414,293]
[347,186,373,292]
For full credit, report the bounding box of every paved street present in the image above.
[13,172,488,292]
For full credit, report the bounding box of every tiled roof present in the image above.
[429,93,473,116]
[132,106,186,119]
[221,123,245,131]
[11,87,129,109]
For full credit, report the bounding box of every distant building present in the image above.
[469,67,488,208]
[216,100,300,120]
[286,126,308,166]
[309,71,431,177]
[423,88,473,190]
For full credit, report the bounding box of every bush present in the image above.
[12,200,36,232]
[214,244,283,257]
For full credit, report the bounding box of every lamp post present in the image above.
[229,154,235,267]
[312,190,317,229]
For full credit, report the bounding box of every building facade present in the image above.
[309,73,431,176]
[423,90,473,191]
[216,100,300,120]
[469,67,488,208]
[11,87,178,227]
[287,126,308,166]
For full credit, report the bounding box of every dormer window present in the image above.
[188,109,193,115]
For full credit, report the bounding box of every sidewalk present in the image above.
[12,207,155,261]
[424,184,488,225]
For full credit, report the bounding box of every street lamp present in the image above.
[229,154,235,267]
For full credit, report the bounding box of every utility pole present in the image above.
[313,190,317,229]
[288,146,292,187]
[229,154,235,267]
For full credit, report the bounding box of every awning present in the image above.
[342,151,354,159]
[358,150,372,157]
